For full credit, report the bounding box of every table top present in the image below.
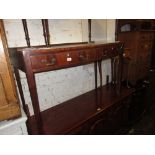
[15,41,121,52]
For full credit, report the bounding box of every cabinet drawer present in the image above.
[78,49,98,63]
[30,55,55,69]
[30,45,120,71]
[30,49,98,71]
[111,45,119,57]
[97,46,117,60]
[56,51,79,67]
[30,54,57,70]
[30,51,80,71]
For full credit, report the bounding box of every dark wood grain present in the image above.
[28,84,133,135]
[116,19,154,85]
[9,41,125,134]
[23,52,44,134]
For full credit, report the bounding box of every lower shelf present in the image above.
[28,84,134,135]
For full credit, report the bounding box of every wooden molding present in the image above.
[0,19,21,121]
[0,103,21,121]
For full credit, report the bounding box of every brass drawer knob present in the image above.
[79,54,85,59]
[46,57,56,66]
[41,59,47,63]
[79,54,88,61]
[103,50,108,56]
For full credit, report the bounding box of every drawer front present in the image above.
[30,54,58,70]
[78,49,98,63]
[104,45,119,58]
[30,49,99,71]
[56,51,79,67]
[30,51,79,71]
[109,45,119,57]
[30,44,121,71]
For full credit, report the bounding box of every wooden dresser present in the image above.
[118,31,154,85]
[9,41,134,135]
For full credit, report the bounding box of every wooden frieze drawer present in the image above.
[30,50,81,72]
[54,51,79,67]
[30,54,57,70]
[30,49,98,72]
[11,42,123,73]
[102,45,119,59]
[108,44,119,57]
[78,48,98,63]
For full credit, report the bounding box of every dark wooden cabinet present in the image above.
[9,41,134,135]
[118,31,154,85]
[116,19,155,85]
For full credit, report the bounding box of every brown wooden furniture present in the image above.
[0,20,21,121]
[9,41,133,134]
[116,19,155,85]
[118,31,154,85]
[29,85,133,135]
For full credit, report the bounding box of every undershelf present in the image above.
[28,84,134,135]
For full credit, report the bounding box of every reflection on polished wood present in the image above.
[28,84,133,135]
[9,40,132,134]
